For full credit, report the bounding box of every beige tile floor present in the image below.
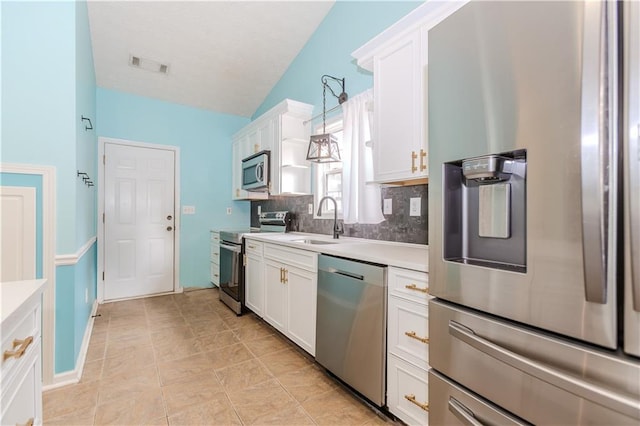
[43,288,395,425]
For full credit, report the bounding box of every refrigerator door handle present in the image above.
[449,321,640,420]
[580,0,615,304]
[632,123,640,311]
[448,397,485,426]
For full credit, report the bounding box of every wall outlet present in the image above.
[410,197,421,216]
[383,198,392,215]
[308,203,313,215]
[85,288,88,304]
[226,207,232,215]
[257,205,262,215]
[182,205,196,215]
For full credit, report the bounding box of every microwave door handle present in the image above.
[580,0,616,304]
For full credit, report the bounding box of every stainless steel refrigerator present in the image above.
[428,0,640,424]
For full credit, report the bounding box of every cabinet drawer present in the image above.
[245,240,263,256]
[210,231,220,243]
[1,302,40,382]
[387,354,429,426]
[1,340,41,426]
[264,243,317,272]
[388,267,430,304]
[210,244,220,261]
[388,296,429,369]
[210,261,220,286]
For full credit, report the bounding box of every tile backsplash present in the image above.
[250,185,428,245]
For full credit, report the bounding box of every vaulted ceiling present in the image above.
[87,1,335,117]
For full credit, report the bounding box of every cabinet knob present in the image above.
[167,215,173,220]
[167,226,173,231]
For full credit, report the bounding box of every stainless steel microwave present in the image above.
[242,150,270,191]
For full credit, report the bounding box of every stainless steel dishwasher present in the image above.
[316,254,387,407]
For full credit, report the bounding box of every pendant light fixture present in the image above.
[306,75,348,163]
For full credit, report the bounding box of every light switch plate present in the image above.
[383,199,392,215]
[308,204,313,215]
[182,205,196,215]
[257,205,262,215]
[226,207,232,215]
[410,197,421,216]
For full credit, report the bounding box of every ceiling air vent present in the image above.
[129,54,169,75]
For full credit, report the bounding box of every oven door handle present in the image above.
[449,321,640,420]
[220,242,241,253]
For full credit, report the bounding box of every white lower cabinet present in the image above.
[387,267,431,425]
[263,243,317,356]
[210,231,220,286]
[387,354,429,426]
[244,240,264,317]
[1,280,46,426]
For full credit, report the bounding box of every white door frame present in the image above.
[0,163,56,386]
[98,137,181,302]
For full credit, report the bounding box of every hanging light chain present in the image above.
[322,81,327,134]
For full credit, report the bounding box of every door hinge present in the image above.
[102,271,105,280]
[103,155,105,165]
[102,213,105,223]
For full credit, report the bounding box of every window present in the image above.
[314,118,343,219]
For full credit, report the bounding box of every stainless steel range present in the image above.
[218,211,291,315]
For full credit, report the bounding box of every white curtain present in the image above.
[341,88,385,225]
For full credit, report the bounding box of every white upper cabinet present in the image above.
[353,0,468,185]
[231,99,313,200]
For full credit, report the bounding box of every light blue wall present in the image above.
[75,0,97,249]
[2,0,98,375]
[253,1,421,119]
[96,88,251,287]
[1,0,78,254]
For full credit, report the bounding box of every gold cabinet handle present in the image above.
[17,418,34,426]
[283,269,288,284]
[236,188,240,197]
[254,144,260,153]
[3,336,34,361]
[420,149,427,171]
[243,254,247,267]
[280,267,284,283]
[411,151,418,173]
[405,331,429,344]
[248,244,256,249]
[404,394,429,412]
[405,283,429,294]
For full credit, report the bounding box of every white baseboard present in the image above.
[43,300,98,391]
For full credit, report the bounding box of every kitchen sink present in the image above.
[291,238,339,245]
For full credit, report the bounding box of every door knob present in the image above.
[167,215,173,220]
[167,226,173,231]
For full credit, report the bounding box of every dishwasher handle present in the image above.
[326,267,364,281]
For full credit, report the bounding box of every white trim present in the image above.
[54,236,97,266]
[97,137,182,303]
[0,163,56,387]
[42,299,98,391]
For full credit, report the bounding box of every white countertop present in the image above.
[243,232,429,273]
[1,279,47,323]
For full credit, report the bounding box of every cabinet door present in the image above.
[373,29,426,183]
[285,265,317,356]
[263,259,286,333]
[245,253,264,317]
[231,137,246,200]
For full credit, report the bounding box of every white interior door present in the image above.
[0,186,36,281]
[104,143,175,300]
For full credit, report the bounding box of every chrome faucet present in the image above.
[317,196,344,239]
